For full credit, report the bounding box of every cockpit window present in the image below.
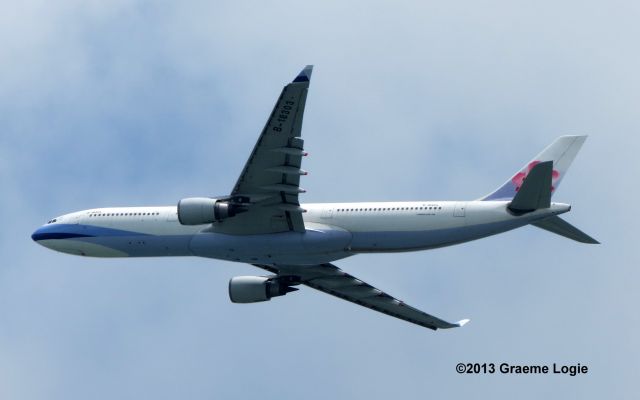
[47,218,57,224]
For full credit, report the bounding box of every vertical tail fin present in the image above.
[481,135,587,201]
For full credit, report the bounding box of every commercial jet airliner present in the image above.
[32,66,598,330]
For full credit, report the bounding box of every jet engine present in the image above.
[229,276,299,303]
[177,197,243,225]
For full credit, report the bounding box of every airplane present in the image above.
[31,65,598,330]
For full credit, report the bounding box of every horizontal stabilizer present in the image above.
[532,216,599,244]
[508,161,552,213]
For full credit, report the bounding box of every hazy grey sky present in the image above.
[1,1,638,399]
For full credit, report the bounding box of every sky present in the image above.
[1,0,639,398]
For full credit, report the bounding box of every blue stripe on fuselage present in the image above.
[348,219,526,251]
[31,224,150,242]
[32,232,93,241]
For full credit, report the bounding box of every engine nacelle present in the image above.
[177,197,238,225]
[229,276,298,303]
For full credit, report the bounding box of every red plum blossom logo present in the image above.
[512,161,560,192]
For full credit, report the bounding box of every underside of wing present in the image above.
[253,263,469,330]
[217,66,313,235]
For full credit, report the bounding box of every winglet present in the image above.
[456,318,471,327]
[438,318,471,329]
[293,65,313,83]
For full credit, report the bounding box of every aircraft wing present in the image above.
[254,263,469,330]
[223,66,313,235]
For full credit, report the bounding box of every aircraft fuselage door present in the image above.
[453,202,467,217]
[321,207,334,219]
[166,209,178,222]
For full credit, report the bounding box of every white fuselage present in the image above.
[32,200,570,265]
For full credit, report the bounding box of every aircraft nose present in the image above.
[31,226,46,243]
[31,225,60,250]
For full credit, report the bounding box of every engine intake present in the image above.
[177,197,241,225]
[229,276,299,303]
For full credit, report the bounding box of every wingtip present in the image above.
[456,318,471,327]
[438,318,470,329]
[293,65,313,83]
